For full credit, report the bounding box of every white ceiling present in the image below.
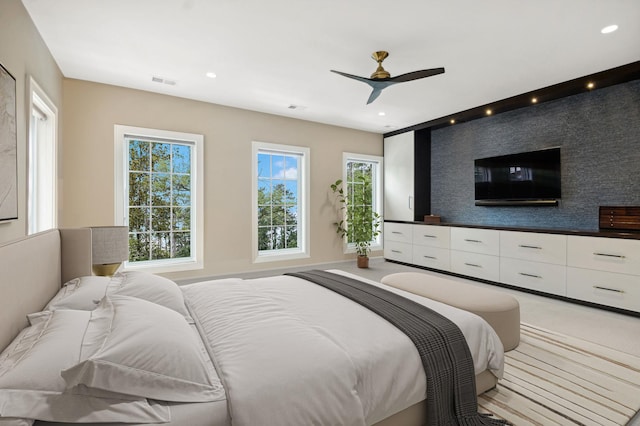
[21,0,640,134]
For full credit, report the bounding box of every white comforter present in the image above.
[181,270,504,426]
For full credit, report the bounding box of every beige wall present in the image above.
[0,0,64,243]
[62,79,382,281]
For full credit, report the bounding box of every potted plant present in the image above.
[330,178,381,268]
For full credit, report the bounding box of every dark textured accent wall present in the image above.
[431,79,640,231]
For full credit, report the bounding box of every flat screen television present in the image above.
[474,147,561,206]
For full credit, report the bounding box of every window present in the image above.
[115,126,203,273]
[343,153,383,252]
[27,77,58,235]
[252,142,309,262]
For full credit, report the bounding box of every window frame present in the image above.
[342,152,384,254]
[114,125,204,273]
[27,77,58,235]
[251,141,310,263]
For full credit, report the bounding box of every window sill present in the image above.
[122,259,204,274]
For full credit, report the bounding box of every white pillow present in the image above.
[0,310,169,423]
[41,276,110,312]
[62,294,224,403]
[108,271,193,321]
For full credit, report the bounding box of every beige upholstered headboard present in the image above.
[0,228,93,352]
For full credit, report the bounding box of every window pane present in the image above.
[173,207,191,230]
[258,205,271,226]
[152,207,171,232]
[172,174,190,206]
[272,155,285,178]
[151,174,171,206]
[258,226,272,250]
[129,172,149,206]
[151,232,171,259]
[257,153,271,178]
[152,143,171,172]
[284,156,298,179]
[174,232,191,257]
[129,207,150,232]
[129,140,149,172]
[172,145,190,174]
[129,233,150,261]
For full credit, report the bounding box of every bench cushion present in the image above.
[381,272,520,351]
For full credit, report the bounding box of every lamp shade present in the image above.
[91,226,129,265]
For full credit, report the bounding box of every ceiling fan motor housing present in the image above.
[370,51,391,79]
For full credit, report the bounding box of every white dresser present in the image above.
[450,227,500,282]
[566,236,640,312]
[499,231,567,296]
[383,221,640,314]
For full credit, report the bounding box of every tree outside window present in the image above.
[127,139,192,262]
[252,141,309,262]
[257,152,300,252]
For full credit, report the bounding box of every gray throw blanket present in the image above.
[287,270,509,426]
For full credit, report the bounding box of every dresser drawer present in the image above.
[412,245,450,271]
[451,227,499,256]
[384,222,413,244]
[384,240,413,263]
[412,225,450,249]
[567,267,640,312]
[450,250,500,282]
[567,236,640,276]
[500,231,567,265]
[500,257,566,296]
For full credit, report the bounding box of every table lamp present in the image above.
[91,226,128,276]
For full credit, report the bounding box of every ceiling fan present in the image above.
[331,51,445,104]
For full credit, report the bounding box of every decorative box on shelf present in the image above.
[424,215,441,224]
[599,206,640,231]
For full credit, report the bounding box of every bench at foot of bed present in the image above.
[381,272,520,351]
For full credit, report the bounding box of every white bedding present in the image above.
[181,270,504,426]
[29,270,503,426]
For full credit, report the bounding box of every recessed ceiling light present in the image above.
[450,119,456,124]
[531,97,538,104]
[587,82,595,89]
[205,72,217,79]
[378,112,386,116]
[486,109,492,116]
[601,24,618,34]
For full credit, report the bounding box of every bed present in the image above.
[0,229,505,426]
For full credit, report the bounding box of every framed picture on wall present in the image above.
[0,62,17,222]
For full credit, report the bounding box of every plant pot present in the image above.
[357,255,369,269]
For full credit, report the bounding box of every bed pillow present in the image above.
[62,294,223,403]
[41,276,110,312]
[0,310,169,423]
[108,271,193,321]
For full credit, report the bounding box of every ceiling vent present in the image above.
[151,76,177,86]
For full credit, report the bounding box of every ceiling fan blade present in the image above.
[366,88,383,105]
[390,67,445,83]
[330,70,372,84]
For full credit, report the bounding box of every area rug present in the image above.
[478,323,640,425]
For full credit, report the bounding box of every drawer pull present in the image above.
[593,286,625,294]
[464,239,483,243]
[391,250,402,254]
[593,252,626,259]
[519,272,542,279]
[423,255,437,260]
[519,244,542,250]
[464,262,482,268]
[423,235,437,238]
[391,231,403,235]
